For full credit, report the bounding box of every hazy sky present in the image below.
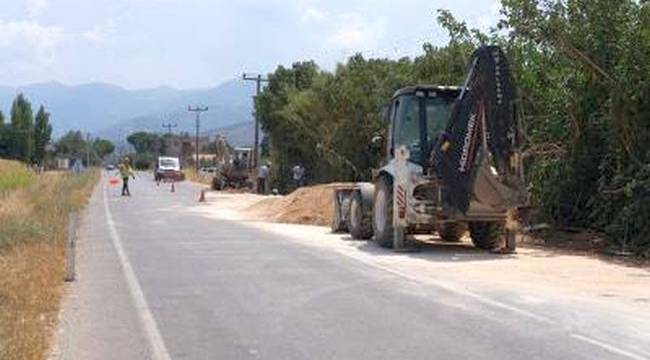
[0,0,501,89]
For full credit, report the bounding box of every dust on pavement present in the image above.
[198,191,650,313]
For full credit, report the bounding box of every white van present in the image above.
[155,157,185,182]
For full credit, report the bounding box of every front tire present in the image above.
[469,222,504,250]
[439,222,465,243]
[349,192,373,239]
[373,177,394,248]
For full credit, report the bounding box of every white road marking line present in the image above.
[103,185,172,360]
[570,334,648,360]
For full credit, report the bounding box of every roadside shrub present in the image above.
[0,160,35,193]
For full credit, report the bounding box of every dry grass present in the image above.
[0,244,64,359]
[185,168,213,186]
[0,163,99,360]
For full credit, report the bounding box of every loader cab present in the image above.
[386,86,461,165]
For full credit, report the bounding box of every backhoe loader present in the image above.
[332,46,527,252]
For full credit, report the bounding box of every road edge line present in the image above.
[102,185,172,360]
[570,334,648,360]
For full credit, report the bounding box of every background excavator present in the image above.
[211,135,255,190]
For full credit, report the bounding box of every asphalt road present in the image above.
[52,174,649,360]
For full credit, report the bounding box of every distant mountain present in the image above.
[0,79,255,139]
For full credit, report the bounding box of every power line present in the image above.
[187,105,208,171]
[242,73,269,169]
[162,122,178,135]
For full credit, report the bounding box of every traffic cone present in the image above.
[171,182,175,193]
[199,189,206,202]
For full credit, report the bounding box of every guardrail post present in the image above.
[65,212,78,282]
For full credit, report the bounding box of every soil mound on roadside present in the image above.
[246,183,354,226]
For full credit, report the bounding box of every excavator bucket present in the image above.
[433,45,522,213]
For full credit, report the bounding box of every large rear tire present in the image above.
[469,222,503,250]
[373,177,394,248]
[349,191,373,239]
[439,222,465,243]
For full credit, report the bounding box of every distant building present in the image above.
[198,153,217,166]
[55,157,70,170]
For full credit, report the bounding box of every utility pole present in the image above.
[161,122,178,135]
[187,105,208,171]
[86,133,92,167]
[242,73,268,169]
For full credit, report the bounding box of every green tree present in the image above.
[33,105,53,164]
[55,131,87,159]
[0,111,6,156]
[92,138,115,159]
[498,0,650,255]
[9,94,34,162]
[255,61,321,190]
[127,132,163,154]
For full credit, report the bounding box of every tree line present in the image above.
[0,94,52,165]
[255,1,650,256]
[126,131,207,169]
[54,130,115,166]
[0,93,115,167]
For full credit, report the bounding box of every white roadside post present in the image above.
[65,212,78,282]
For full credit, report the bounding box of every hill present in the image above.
[0,79,255,138]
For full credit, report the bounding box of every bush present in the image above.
[0,160,35,193]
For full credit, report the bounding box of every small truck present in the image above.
[332,46,527,253]
[154,157,185,182]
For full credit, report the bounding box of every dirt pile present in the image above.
[246,183,354,226]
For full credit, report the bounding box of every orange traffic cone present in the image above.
[171,182,175,193]
[199,189,206,202]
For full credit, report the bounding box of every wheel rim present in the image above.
[374,189,386,233]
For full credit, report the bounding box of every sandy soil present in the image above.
[244,183,353,226]
[198,191,650,315]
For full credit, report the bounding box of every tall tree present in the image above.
[127,132,163,154]
[0,111,6,156]
[55,131,86,159]
[92,138,115,159]
[9,94,34,162]
[33,105,53,164]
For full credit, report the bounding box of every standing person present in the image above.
[291,163,305,190]
[118,157,135,196]
[257,162,270,195]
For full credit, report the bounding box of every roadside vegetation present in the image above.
[0,93,114,169]
[0,160,35,193]
[0,160,99,359]
[0,94,52,165]
[185,168,213,186]
[254,1,650,257]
